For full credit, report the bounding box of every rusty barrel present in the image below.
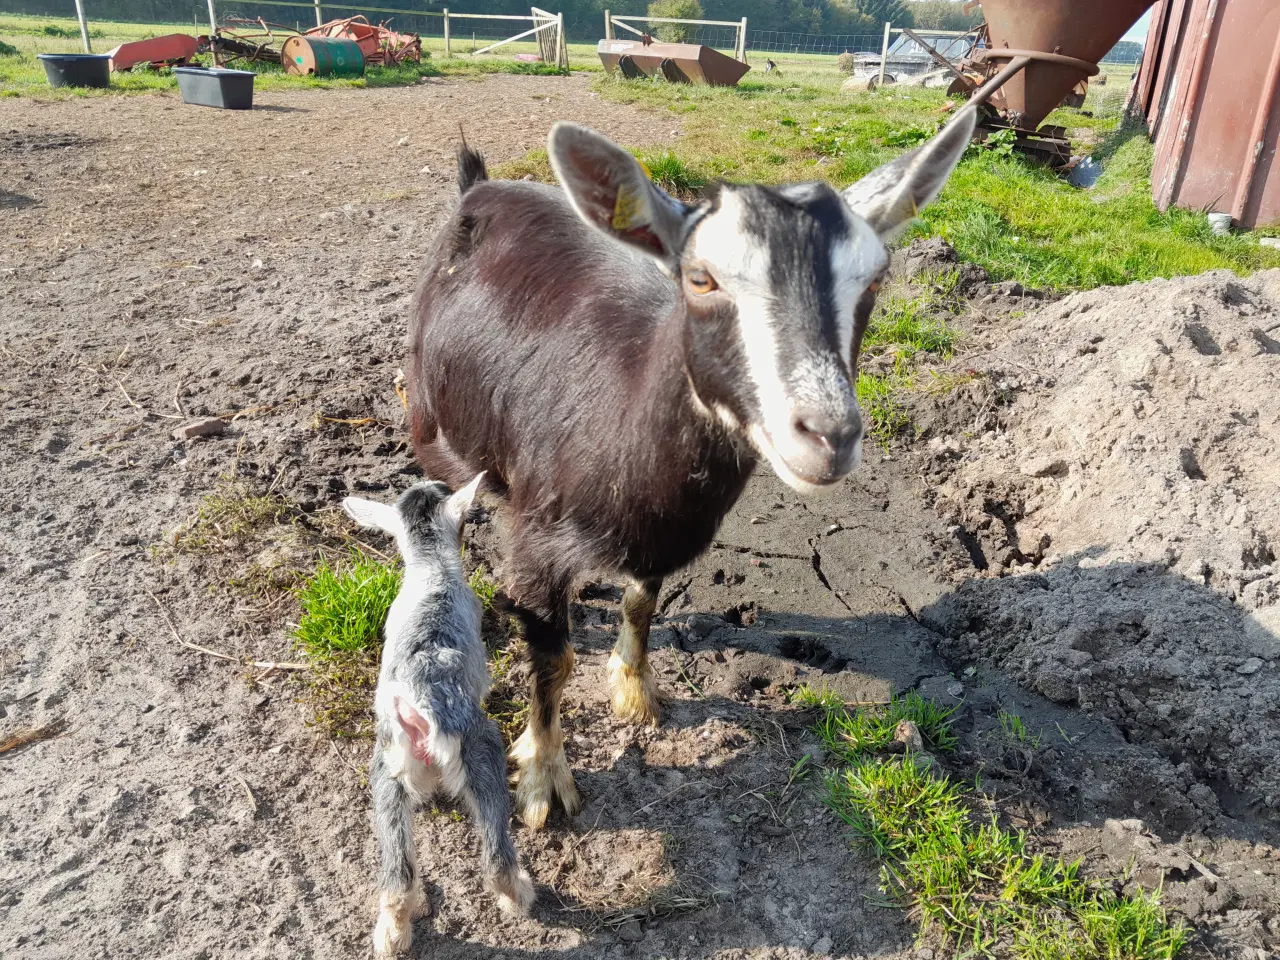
[978,0,1153,128]
[281,36,365,78]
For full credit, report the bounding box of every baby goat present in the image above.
[408,110,976,829]
[343,476,533,957]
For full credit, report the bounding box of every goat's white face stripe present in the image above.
[690,191,794,448]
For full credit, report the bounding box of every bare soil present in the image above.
[1,78,1277,960]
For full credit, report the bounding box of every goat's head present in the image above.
[547,110,975,493]
[343,473,484,563]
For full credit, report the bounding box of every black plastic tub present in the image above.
[173,66,255,110]
[37,53,111,89]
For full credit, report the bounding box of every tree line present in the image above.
[12,0,981,42]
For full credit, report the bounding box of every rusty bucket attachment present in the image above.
[976,0,1153,129]
[597,39,749,86]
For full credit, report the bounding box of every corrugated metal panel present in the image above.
[1143,0,1280,228]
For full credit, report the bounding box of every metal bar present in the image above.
[73,0,91,52]
[613,19,645,38]
[443,7,450,56]
[878,21,890,84]
[313,0,322,28]
[471,18,556,56]
[1230,25,1280,221]
[968,54,1030,108]
[900,26,964,79]
[612,15,744,27]
[206,0,219,64]
[604,9,612,40]
[447,12,543,21]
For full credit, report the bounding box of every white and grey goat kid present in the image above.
[343,475,534,958]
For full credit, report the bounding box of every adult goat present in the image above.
[407,109,976,828]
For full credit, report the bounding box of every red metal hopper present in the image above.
[976,0,1154,128]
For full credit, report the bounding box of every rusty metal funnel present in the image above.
[978,0,1153,128]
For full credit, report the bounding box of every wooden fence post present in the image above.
[878,20,891,85]
[557,11,568,69]
[443,8,451,57]
[72,0,91,52]
[604,9,613,40]
[737,16,747,61]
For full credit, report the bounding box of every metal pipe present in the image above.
[206,0,219,65]
[878,21,891,85]
[73,0,91,52]
[1230,27,1280,222]
[313,0,323,29]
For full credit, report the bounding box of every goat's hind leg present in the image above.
[370,738,426,957]
[510,588,582,829]
[608,577,662,725]
[460,717,534,915]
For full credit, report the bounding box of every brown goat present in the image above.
[407,113,975,828]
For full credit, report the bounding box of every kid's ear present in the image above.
[342,496,403,536]
[440,472,485,534]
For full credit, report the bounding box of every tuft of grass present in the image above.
[170,482,290,554]
[297,648,381,740]
[998,709,1042,749]
[638,150,707,199]
[857,369,911,447]
[468,563,498,612]
[795,687,959,759]
[294,551,401,659]
[864,290,959,359]
[805,692,1189,959]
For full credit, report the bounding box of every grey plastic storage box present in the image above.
[174,66,255,110]
[37,53,111,89]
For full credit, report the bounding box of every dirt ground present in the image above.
[1,76,1277,960]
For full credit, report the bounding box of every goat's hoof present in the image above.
[494,866,536,917]
[511,735,581,829]
[372,891,417,957]
[607,654,660,726]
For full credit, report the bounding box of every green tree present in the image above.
[648,0,705,41]
[906,0,981,31]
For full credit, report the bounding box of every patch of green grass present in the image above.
[998,709,1042,749]
[864,289,959,359]
[294,551,401,659]
[803,692,1189,959]
[639,150,707,200]
[856,369,911,447]
[468,563,498,612]
[170,482,290,554]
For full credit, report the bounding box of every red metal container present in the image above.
[1137,0,1280,229]
[977,0,1154,128]
[597,39,749,86]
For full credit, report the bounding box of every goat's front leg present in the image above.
[370,738,426,957]
[608,577,662,726]
[510,591,582,830]
[460,717,535,915]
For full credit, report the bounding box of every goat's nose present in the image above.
[792,409,861,457]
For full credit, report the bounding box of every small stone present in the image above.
[1261,237,1280,250]
[812,934,833,955]
[616,920,644,942]
[1237,657,1264,675]
[396,136,409,147]
[893,719,924,753]
[1019,456,1067,478]
[172,417,225,441]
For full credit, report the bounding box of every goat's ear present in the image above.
[548,122,695,270]
[440,472,484,534]
[342,496,403,537]
[841,106,976,240]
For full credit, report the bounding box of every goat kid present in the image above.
[343,476,534,957]
[408,109,976,829]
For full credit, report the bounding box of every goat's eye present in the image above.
[686,269,719,295]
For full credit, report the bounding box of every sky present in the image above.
[1123,9,1152,42]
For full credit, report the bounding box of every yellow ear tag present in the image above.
[612,181,647,231]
